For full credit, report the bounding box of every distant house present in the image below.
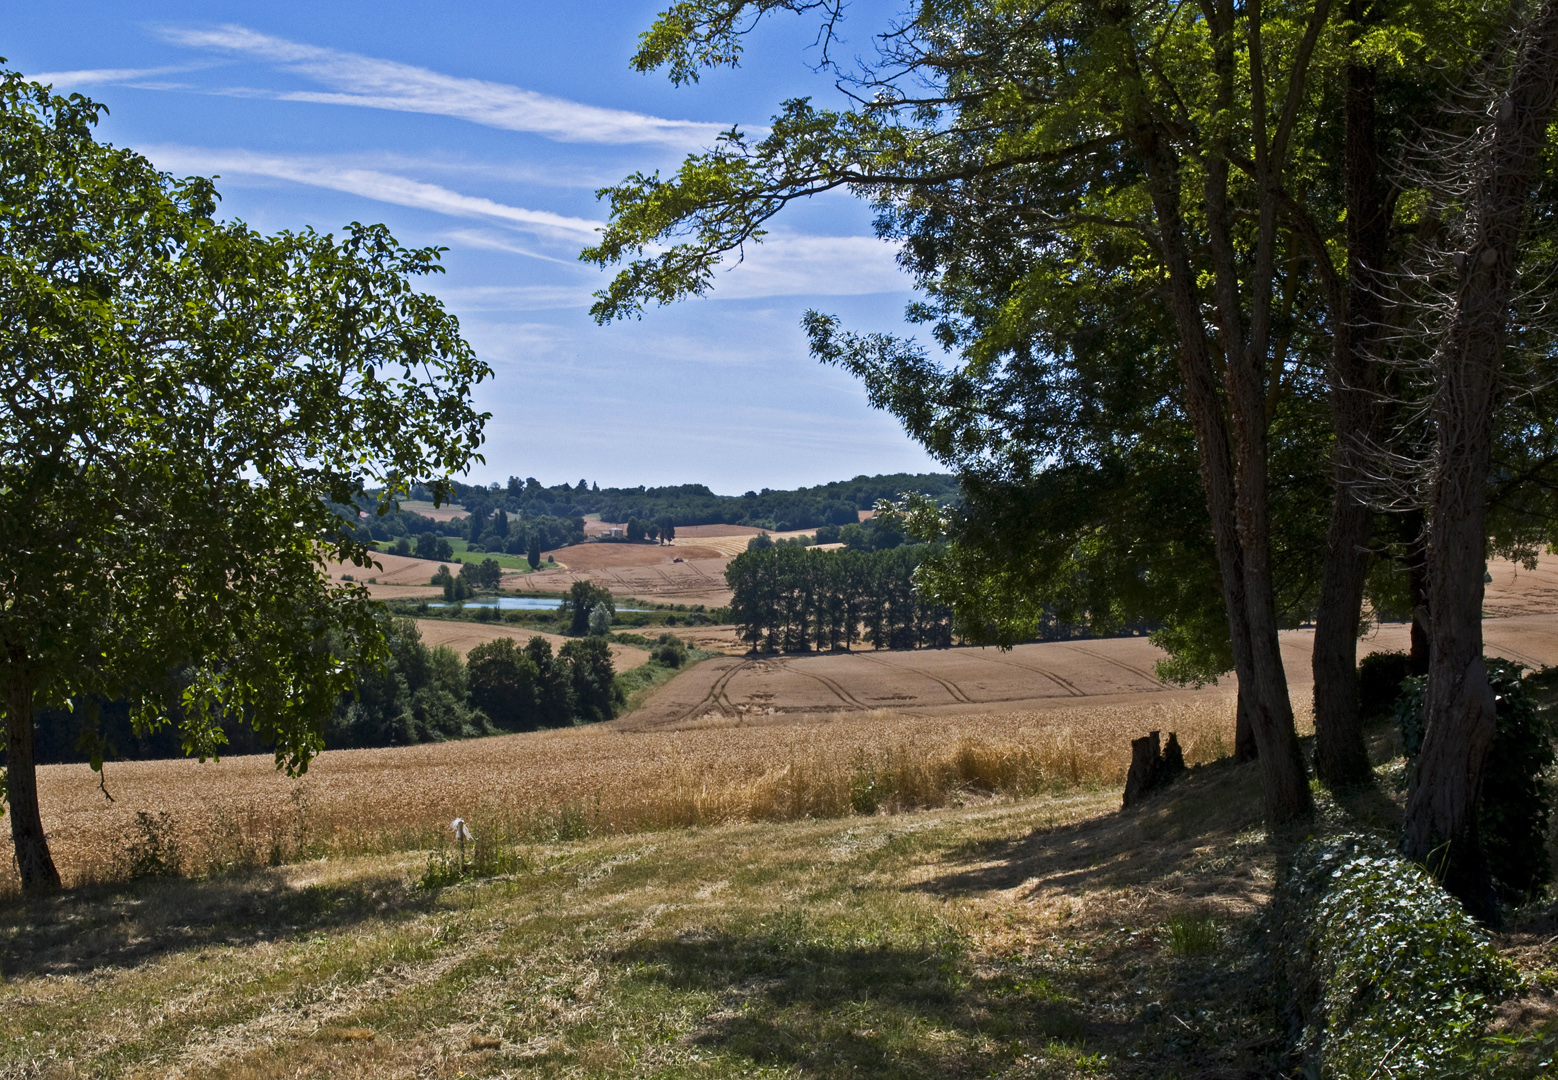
[604,527,624,539]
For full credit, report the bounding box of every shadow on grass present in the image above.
[916,756,1274,906]
[0,867,439,979]
[614,918,1091,1079]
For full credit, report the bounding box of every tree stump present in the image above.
[1123,731,1164,808]
[1123,730,1186,808]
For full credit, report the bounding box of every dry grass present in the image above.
[0,758,1290,1080]
[22,696,1243,893]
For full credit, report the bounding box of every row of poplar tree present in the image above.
[725,545,953,653]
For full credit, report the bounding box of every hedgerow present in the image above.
[1264,834,1520,1078]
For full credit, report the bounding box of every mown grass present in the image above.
[9,721,1557,1078]
[0,758,1304,1080]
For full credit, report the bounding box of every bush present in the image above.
[1358,649,1412,721]
[1393,659,1555,902]
[650,632,689,668]
[121,810,183,878]
[1264,834,1519,1078]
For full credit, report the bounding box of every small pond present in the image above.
[429,597,652,612]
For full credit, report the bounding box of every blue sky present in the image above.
[2,1,940,493]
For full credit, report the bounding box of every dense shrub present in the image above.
[1394,659,1555,902]
[650,632,689,668]
[1264,834,1519,1078]
[1358,649,1413,721]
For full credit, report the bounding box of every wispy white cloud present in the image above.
[157,25,730,147]
[142,146,603,240]
[444,229,586,265]
[28,63,208,87]
[442,284,597,311]
[442,233,910,305]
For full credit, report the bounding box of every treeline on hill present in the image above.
[327,473,956,560]
[452,472,959,533]
[30,619,626,762]
[726,543,955,652]
[333,488,585,559]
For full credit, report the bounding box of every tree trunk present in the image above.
[1403,0,1558,919]
[1312,55,1388,789]
[5,664,62,892]
[1235,684,1258,761]
[1130,124,1312,823]
[1115,7,1313,823]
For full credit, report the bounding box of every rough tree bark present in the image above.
[5,658,62,892]
[1402,0,1558,918]
[1311,51,1390,789]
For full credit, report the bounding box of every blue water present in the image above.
[430,597,652,612]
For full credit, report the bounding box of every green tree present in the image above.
[657,516,677,542]
[559,637,623,723]
[588,602,613,636]
[0,72,488,889]
[527,531,542,570]
[328,620,485,747]
[559,581,616,636]
[523,637,577,728]
[582,0,1494,821]
[466,639,541,730]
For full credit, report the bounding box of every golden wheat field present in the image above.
[25,694,1247,892]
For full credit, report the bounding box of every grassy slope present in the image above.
[5,748,1553,1079]
[2,763,1279,1079]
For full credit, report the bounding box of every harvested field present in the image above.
[543,541,726,570]
[668,529,815,557]
[322,551,446,600]
[21,559,1558,893]
[668,523,770,537]
[514,556,734,608]
[624,614,1558,728]
[395,499,464,522]
[1486,556,1558,616]
[411,619,649,669]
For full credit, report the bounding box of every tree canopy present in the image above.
[0,70,489,889]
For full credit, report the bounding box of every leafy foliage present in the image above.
[327,620,487,747]
[1264,834,1520,1078]
[1394,660,1556,902]
[0,68,488,784]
